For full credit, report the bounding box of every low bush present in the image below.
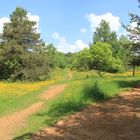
[84,80,119,101]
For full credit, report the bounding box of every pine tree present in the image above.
[124,5,140,76]
[0,7,50,80]
[93,20,119,55]
[2,7,41,49]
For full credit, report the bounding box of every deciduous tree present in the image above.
[90,42,122,77]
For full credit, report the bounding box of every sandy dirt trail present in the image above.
[31,88,140,140]
[0,84,67,140]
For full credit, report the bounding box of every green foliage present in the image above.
[65,52,78,69]
[93,20,130,70]
[15,71,140,137]
[21,53,51,81]
[90,42,123,77]
[71,41,123,76]
[93,20,119,55]
[45,44,67,69]
[73,48,91,71]
[117,35,131,68]
[124,13,140,76]
[0,40,24,79]
[93,20,113,43]
[0,7,51,81]
[55,52,67,69]
[2,7,40,47]
[71,21,128,73]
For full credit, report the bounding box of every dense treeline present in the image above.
[0,6,140,81]
[0,7,68,81]
[68,10,140,77]
[72,21,128,75]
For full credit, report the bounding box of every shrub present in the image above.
[84,80,119,101]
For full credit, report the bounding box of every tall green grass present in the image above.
[84,80,119,101]
[14,71,140,139]
[50,68,70,84]
[15,78,119,135]
[0,68,71,117]
[42,79,120,125]
[0,87,48,117]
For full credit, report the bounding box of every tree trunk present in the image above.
[96,71,105,78]
[132,66,135,77]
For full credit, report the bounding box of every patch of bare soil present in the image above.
[32,89,140,140]
[0,84,67,140]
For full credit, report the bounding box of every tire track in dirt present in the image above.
[0,84,67,140]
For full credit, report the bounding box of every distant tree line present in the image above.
[0,4,140,80]
[69,0,140,77]
[71,20,133,77]
[0,7,67,81]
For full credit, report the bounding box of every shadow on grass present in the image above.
[13,102,87,140]
[83,81,111,102]
[38,100,87,126]
[13,91,140,140]
[115,80,139,88]
[13,79,140,140]
[12,133,33,140]
[13,132,64,140]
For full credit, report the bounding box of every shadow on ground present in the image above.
[116,80,140,88]
[13,89,140,140]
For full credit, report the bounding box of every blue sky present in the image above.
[0,0,139,52]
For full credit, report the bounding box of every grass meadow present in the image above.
[0,81,54,116]
[14,69,140,138]
[0,68,69,116]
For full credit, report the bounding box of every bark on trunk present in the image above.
[132,66,135,77]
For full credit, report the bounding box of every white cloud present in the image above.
[86,12,121,32]
[0,13,40,33]
[0,17,10,33]
[80,28,87,33]
[52,32,88,53]
[75,40,88,50]
[27,13,40,32]
[52,32,60,39]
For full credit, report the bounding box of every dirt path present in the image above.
[0,84,67,140]
[32,88,140,140]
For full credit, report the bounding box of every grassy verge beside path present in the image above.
[14,71,140,139]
